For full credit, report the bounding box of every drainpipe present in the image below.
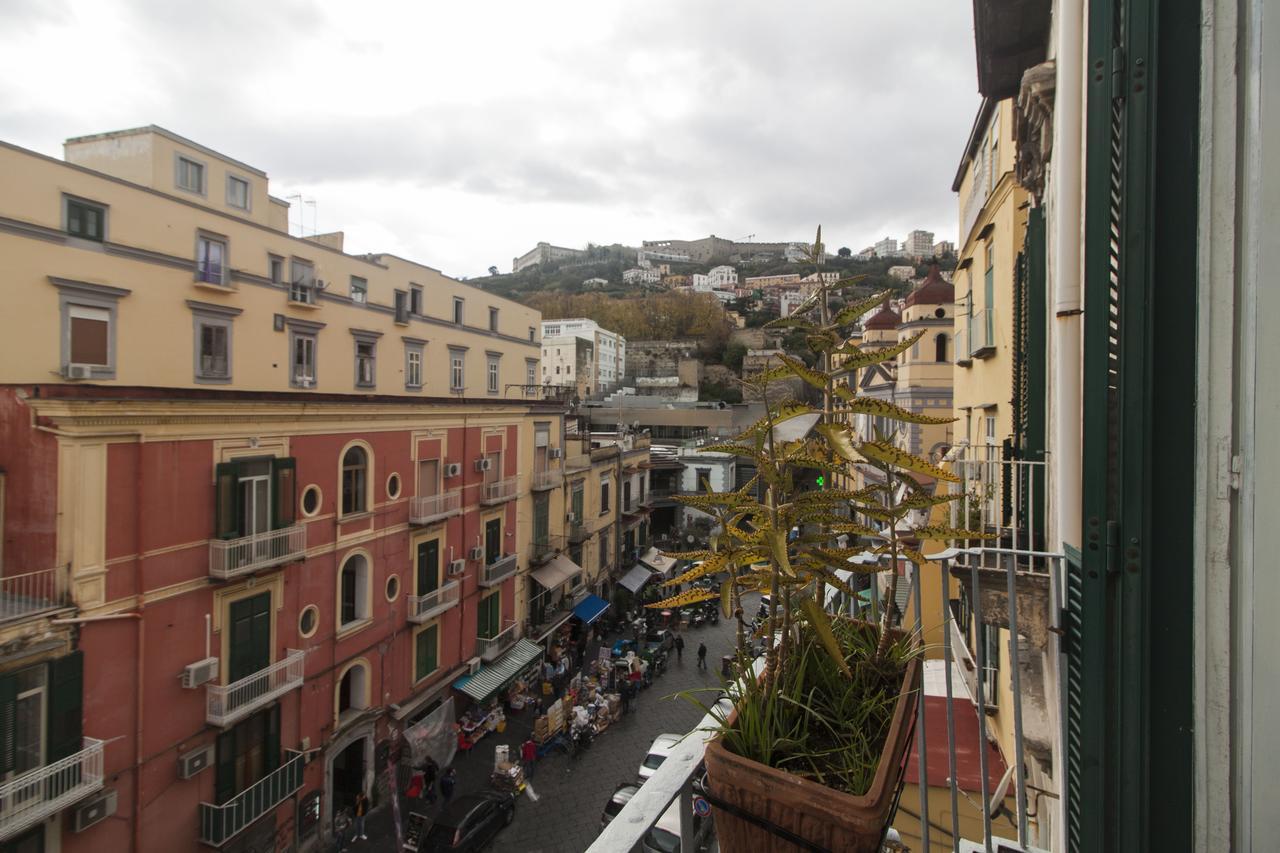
[1052,0,1085,552]
[133,434,146,853]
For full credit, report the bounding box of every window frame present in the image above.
[289,258,316,305]
[486,353,500,394]
[62,194,107,242]
[404,338,426,390]
[413,623,440,683]
[599,476,611,514]
[351,330,381,389]
[174,153,207,196]
[525,359,537,387]
[51,278,130,380]
[268,255,284,285]
[188,300,241,384]
[288,328,318,388]
[225,174,252,211]
[340,443,371,517]
[449,348,466,392]
[196,231,229,286]
[410,285,424,316]
[488,307,499,332]
[452,297,464,325]
[337,553,372,631]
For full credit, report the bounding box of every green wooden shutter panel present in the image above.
[272,457,296,529]
[215,461,240,540]
[229,593,272,682]
[215,729,236,805]
[46,650,83,763]
[264,704,281,774]
[417,540,439,595]
[0,672,17,775]
[485,519,500,565]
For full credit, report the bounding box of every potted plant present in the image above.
[646,229,986,852]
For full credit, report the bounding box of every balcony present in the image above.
[209,525,306,581]
[954,325,972,366]
[478,554,518,587]
[944,444,1049,573]
[567,519,589,543]
[968,308,996,358]
[512,384,575,403]
[480,477,518,506]
[207,649,306,728]
[407,580,461,624]
[0,566,70,624]
[409,490,462,525]
[565,453,592,473]
[476,621,517,662]
[530,533,565,564]
[0,738,104,843]
[531,467,564,492]
[198,750,304,847]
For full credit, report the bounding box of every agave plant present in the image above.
[645,227,991,794]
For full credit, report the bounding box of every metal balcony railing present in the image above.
[409,490,462,525]
[198,750,304,846]
[480,477,518,505]
[407,580,461,624]
[0,567,70,624]
[530,533,565,564]
[945,445,1050,573]
[567,520,589,543]
[209,525,306,580]
[954,325,972,366]
[969,308,997,357]
[0,737,104,842]
[207,649,306,728]
[479,554,517,587]
[476,621,517,662]
[531,467,564,491]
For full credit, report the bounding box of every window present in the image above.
[449,349,465,392]
[489,307,499,332]
[341,446,369,515]
[336,661,369,723]
[405,343,424,389]
[213,457,295,541]
[350,277,367,304]
[414,624,439,682]
[526,359,537,386]
[487,355,500,394]
[623,480,632,511]
[215,705,280,805]
[935,333,949,363]
[571,485,584,521]
[394,290,409,323]
[410,285,424,316]
[387,473,401,499]
[452,297,464,325]
[599,529,610,570]
[299,605,318,637]
[176,155,206,194]
[477,591,501,639]
[600,477,611,513]
[197,320,230,380]
[226,175,250,210]
[290,331,316,387]
[54,278,128,379]
[354,336,377,388]
[269,255,284,285]
[301,485,321,516]
[69,305,110,366]
[64,196,105,241]
[289,259,315,304]
[338,553,370,627]
[197,234,227,285]
[528,327,536,342]
[695,467,712,491]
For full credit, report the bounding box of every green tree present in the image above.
[723,342,748,372]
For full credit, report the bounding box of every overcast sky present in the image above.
[0,0,980,279]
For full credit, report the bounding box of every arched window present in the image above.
[337,661,369,726]
[341,446,368,515]
[339,553,370,627]
[935,333,949,363]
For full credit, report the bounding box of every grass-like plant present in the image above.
[646,227,988,795]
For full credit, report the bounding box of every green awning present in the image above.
[452,639,543,702]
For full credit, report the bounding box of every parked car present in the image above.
[641,799,706,853]
[638,733,684,782]
[422,791,516,852]
[644,629,675,655]
[600,782,640,830]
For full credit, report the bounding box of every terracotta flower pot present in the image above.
[704,655,921,853]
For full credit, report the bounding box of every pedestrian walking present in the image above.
[440,767,457,803]
[421,756,438,804]
[674,632,685,663]
[521,736,538,780]
[352,791,369,840]
[697,642,708,670]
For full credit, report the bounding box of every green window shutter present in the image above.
[484,519,501,565]
[46,650,83,763]
[0,671,17,775]
[341,568,357,624]
[215,461,240,540]
[416,626,438,681]
[272,458,296,529]
[572,488,584,520]
[264,704,281,775]
[215,728,236,806]
[416,540,439,595]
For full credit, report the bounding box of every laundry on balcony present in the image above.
[528,554,582,590]
[638,546,677,577]
[452,639,543,702]
[619,564,656,593]
[571,593,610,625]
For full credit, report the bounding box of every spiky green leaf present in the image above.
[843,397,957,425]
[815,422,864,464]
[832,290,892,327]
[800,596,851,677]
[858,440,962,483]
[778,353,830,391]
[836,331,927,371]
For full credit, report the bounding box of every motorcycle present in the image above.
[690,609,706,628]
[707,605,720,626]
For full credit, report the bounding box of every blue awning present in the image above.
[452,639,543,702]
[572,594,610,625]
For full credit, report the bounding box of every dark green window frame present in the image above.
[65,197,105,241]
[214,457,296,540]
[415,625,439,682]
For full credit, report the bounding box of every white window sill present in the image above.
[338,510,374,524]
[335,617,373,641]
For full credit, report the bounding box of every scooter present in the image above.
[707,606,720,626]
[690,610,706,628]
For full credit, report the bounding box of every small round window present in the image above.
[387,473,402,500]
[934,307,946,319]
[385,574,400,602]
[301,485,321,517]
[299,605,319,638]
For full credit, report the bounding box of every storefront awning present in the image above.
[530,554,583,590]
[620,564,656,593]
[572,594,610,625]
[452,639,543,702]
[639,547,677,577]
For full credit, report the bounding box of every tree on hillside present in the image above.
[723,342,748,373]
[837,246,852,257]
[488,265,499,276]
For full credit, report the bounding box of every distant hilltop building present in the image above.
[744,273,802,289]
[902,229,935,258]
[582,277,609,289]
[541,318,626,393]
[642,235,799,264]
[622,267,662,285]
[637,248,692,265]
[932,239,956,256]
[874,237,900,257]
[888,265,917,281]
[512,241,586,273]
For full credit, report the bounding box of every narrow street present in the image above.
[361,593,754,852]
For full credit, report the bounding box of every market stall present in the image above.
[451,638,543,752]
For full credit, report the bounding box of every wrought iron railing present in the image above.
[945,445,1050,573]
[409,490,462,525]
[969,308,997,356]
[479,554,517,587]
[198,750,304,846]
[531,468,564,491]
[206,649,306,727]
[0,567,70,623]
[530,533,565,564]
[481,477,518,505]
[208,525,306,580]
[476,621,517,662]
[0,737,103,842]
[407,580,461,623]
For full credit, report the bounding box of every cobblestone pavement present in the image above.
[357,593,755,852]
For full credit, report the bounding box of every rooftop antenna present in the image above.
[285,194,318,237]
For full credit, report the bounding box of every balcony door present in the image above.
[533,496,549,550]
[215,457,296,550]
[416,539,440,597]
[484,518,501,566]
[418,459,439,498]
[215,705,280,805]
[228,593,272,683]
[477,592,500,641]
[238,460,272,538]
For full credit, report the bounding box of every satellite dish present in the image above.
[988,764,1015,818]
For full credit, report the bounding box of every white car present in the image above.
[638,733,684,782]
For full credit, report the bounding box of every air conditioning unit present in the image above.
[466,657,483,675]
[468,546,484,561]
[444,462,462,478]
[548,447,563,459]
[181,657,219,689]
[447,559,466,575]
[72,789,117,833]
[296,376,316,389]
[314,278,328,291]
[566,512,577,523]
[178,744,214,779]
[63,364,93,380]
[474,458,492,472]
